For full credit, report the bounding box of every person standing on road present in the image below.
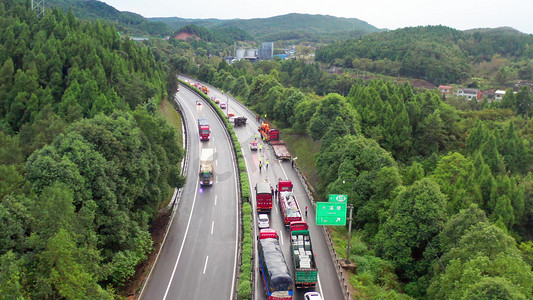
[259,143,263,152]
[259,161,262,172]
[254,133,257,140]
[274,188,278,198]
[305,206,308,217]
[265,159,269,169]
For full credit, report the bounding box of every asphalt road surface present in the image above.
[140,85,239,300]
[187,77,345,300]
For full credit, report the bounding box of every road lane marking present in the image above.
[162,179,200,300]
[211,221,214,235]
[280,231,283,246]
[318,273,324,298]
[215,195,217,206]
[203,256,209,274]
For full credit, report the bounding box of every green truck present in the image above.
[289,221,318,288]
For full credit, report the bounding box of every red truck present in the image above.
[277,180,302,228]
[198,118,210,141]
[256,182,273,213]
[258,123,291,160]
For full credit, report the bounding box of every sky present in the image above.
[100,0,533,34]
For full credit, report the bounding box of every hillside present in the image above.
[316,25,533,85]
[152,13,384,42]
[47,0,174,36]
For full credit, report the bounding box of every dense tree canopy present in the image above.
[0,1,183,297]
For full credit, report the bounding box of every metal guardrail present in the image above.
[292,153,352,300]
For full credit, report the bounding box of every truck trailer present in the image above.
[277,180,302,228]
[256,182,273,213]
[199,148,214,186]
[289,221,318,288]
[258,229,294,300]
[198,118,210,141]
[259,123,291,160]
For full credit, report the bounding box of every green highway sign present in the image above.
[316,202,347,226]
[328,194,348,203]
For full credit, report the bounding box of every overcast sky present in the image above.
[100,0,533,34]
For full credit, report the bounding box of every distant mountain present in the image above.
[47,0,174,36]
[151,13,384,42]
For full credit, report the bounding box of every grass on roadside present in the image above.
[158,97,184,207]
[281,131,321,196]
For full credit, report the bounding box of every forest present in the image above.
[316,25,533,86]
[2,0,533,298]
[0,0,183,297]
[171,44,533,298]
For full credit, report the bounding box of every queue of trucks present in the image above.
[256,178,318,299]
[188,79,320,298]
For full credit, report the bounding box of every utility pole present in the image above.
[32,0,45,18]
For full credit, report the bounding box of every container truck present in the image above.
[258,229,294,300]
[256,182,273,213]
[199,148,214,186]
[198,118,210,141]
[277,180,302,228]
[289,221,318,288]
[259,123,291,160]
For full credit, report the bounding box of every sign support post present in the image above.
[346,204,354,264]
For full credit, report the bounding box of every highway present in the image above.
[191,78,345,300]
[140,85,239,299]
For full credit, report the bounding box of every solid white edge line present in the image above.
[211,220,214,235]
[203,256,209,274]
[280,230,284,246]
[215,195,217,206]
[318,273,324,298]
[162,179,200,300]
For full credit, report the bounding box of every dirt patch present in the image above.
[120,209,172,299]
[174,32,200,41]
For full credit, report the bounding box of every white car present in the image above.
[258,214,269,229]
[304,292,323,300]
[219,102,227,109]
[250,140,258,151]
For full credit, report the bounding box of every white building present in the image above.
[494,90,506,101]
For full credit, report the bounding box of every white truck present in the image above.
[199,148,214,186]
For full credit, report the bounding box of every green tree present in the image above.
[436,204,489,253]
[428,223,533,299]
[0,251,25,300]
[38,229,111,299]
[376,178,447,281]
[308,93,360,140]
[404,161,424,186]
